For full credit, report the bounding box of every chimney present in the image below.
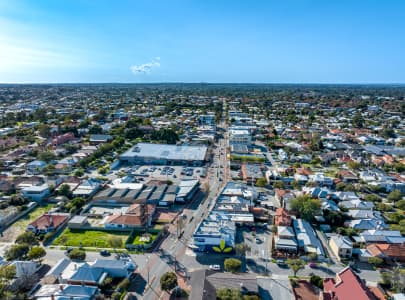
[51,295,55,300]
[59,284,64,291]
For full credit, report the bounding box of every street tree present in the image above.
[160,271,177,292]
[28,246,46,262]
[5,244,29,261]
[287,259,305,277]
[224,258,242,273]
[68,249,86,260]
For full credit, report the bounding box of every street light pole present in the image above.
[146,255,150,286]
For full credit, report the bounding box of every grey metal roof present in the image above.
[120,143,207,161]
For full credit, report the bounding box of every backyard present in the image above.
[53,228,129,248]
[0,203,54,243]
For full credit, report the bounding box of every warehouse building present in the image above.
[119,143,208,166]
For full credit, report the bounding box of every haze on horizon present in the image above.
[1,0,405,84]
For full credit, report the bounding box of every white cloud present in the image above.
[130,57,160,75]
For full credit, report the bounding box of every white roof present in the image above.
[121,143,207,161]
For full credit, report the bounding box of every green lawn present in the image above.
[53,229,129,248]
[12,203,54,231]
[131,232,158,245]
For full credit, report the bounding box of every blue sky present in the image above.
[0,0,405,83]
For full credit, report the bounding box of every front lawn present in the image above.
[53,229,129,248]
[131,232,158,245]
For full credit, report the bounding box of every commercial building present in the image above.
[119,143,207,166]
[229,129,251,145]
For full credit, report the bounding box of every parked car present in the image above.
[209,264,221,271]
[255,238,262,244]
[276,259,287,267]
[309,262,317,268]
[100,250,111,256]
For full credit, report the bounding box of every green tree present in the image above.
[224,258,242,273]
[273,181,285,189]
[28,246,46,262]
[290,195,321,221]
[396,200,405,210]
[216,288,243,300]
[310,274,323,289]
[108,236,123,250]
[388,190,402,202]
[368,257,384,268]
[68,249,86,260]
[38,151,56,163]
[352,112,364,128]
[347,161,361,170]
[5,244,29,261]
[160,271,177,291]
[15,231,38,246]
[58,184,71,198]
[287,259,305,277]
[255,178,267,187]
[365,194,381,203]
[38,124,50,138]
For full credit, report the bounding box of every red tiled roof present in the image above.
[323,267,376,300]
[105,214,145,226]
[29,214,68,230]
[366,243,405,262]
[274,208,292,226]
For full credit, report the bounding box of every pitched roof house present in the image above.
[274,208,292,226]
[323,267,376,300]
[27,213,70,234]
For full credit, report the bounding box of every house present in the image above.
[52,132,75,147]
[26,160,47,175]
[345,219,388,231]
[274,226,297,253]
[274,208,292,226]
[72,179,102,198]
[338,170,358,183]
[22,184,51,201]
[366,243,405,263]
[355,230,405,244]
[47,258,136,286]
[329,235,353,261]
[346,209,377,220]
[322,267,376,300]
[241,164,263,184]
[189,269,259,300]
[89,134,113,145]
[27,213,70,234]
[103,203,155,229]
[293,219,325,258]
[339,199,374,210]
[275,189,295,210]
[33,284,99,300]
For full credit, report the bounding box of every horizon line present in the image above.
[1,82,405,86]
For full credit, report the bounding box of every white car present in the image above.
[209,264,221,271]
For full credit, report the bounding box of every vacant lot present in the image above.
[53,228,129,248]
[0,204,54,243]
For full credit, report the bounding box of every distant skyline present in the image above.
[1,0,405,84]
